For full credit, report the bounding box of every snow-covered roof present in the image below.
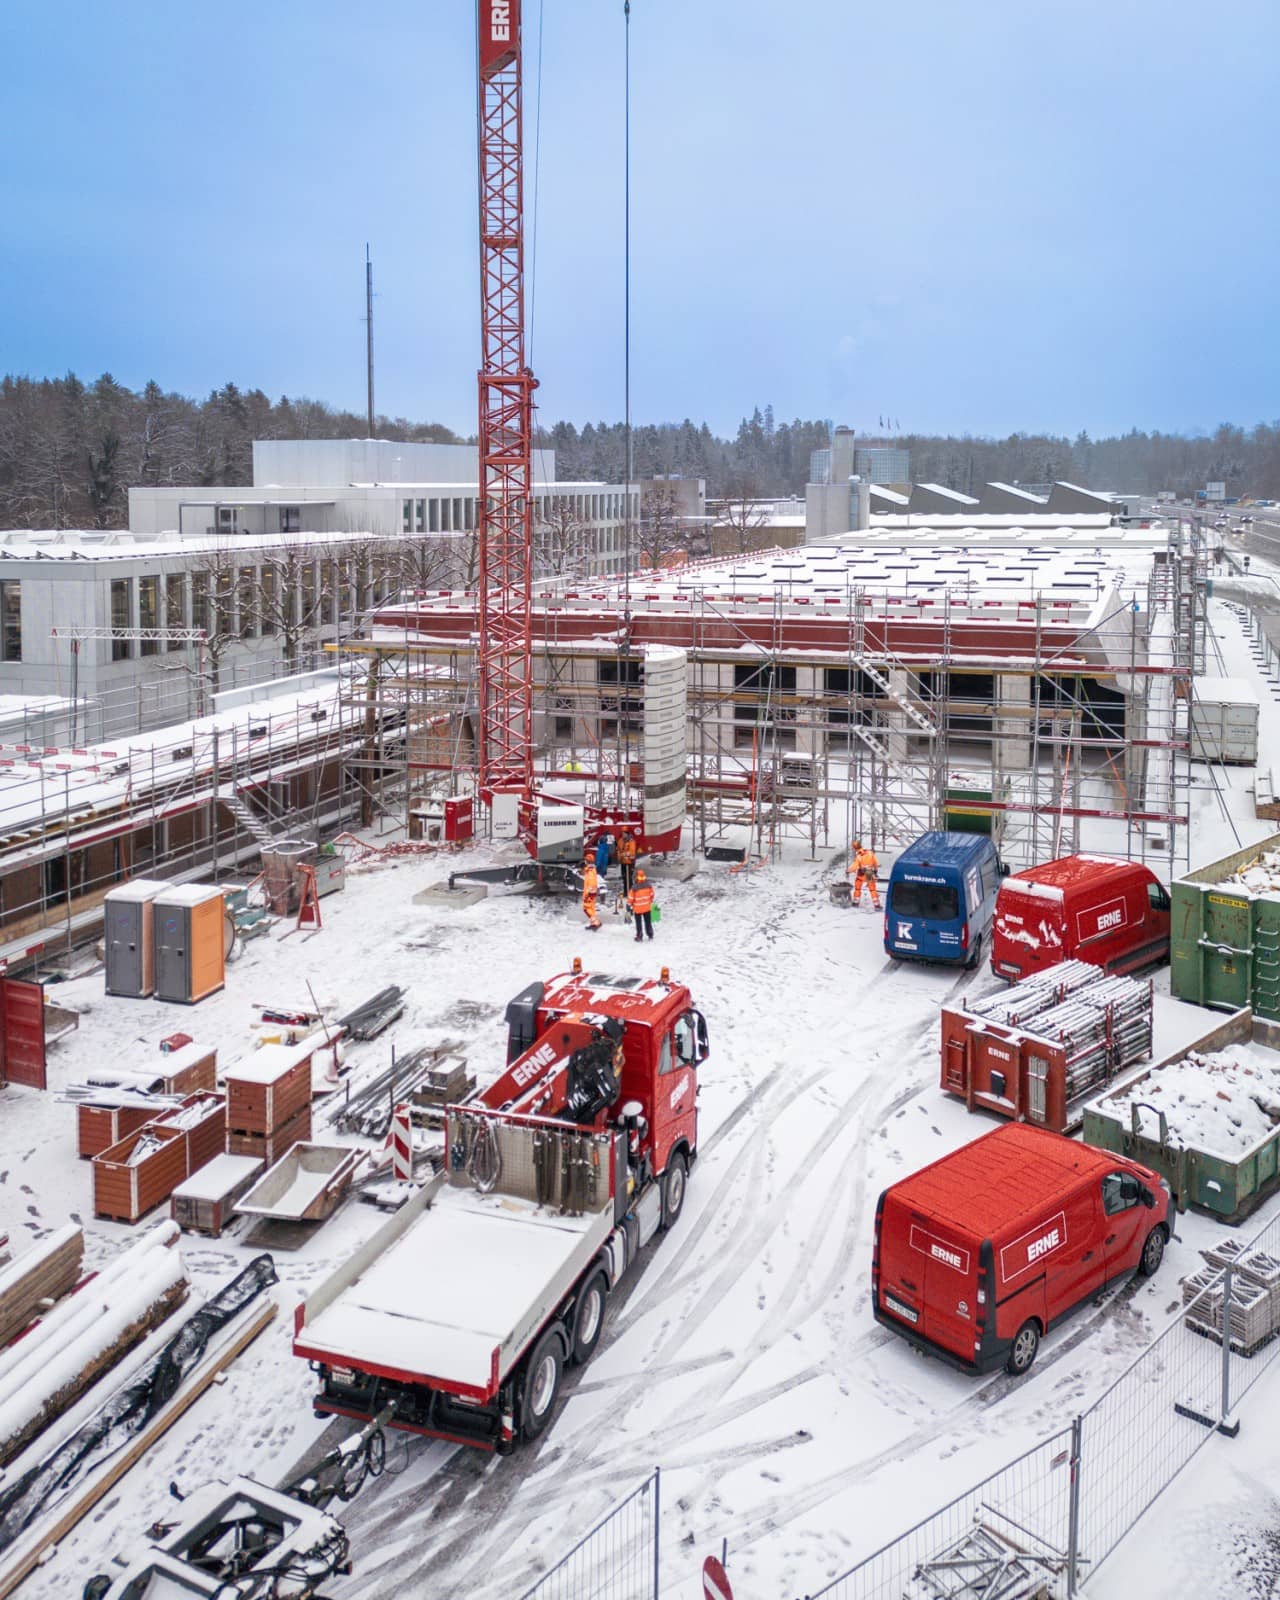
[914,482,980,505]
[986,482,1049,504]
[869,484,910,505]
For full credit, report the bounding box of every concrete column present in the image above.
[995,672,1032,772]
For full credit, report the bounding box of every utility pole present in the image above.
[365,244,376,438]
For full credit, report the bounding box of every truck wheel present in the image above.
[1005,1319,1040,1376]
[520,1329,564,1440]
[571,1272,609,1364]
[1139,1226,1167,1277]
[661,1151,688,1230]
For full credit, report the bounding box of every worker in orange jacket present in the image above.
[848,840,880,909]
[628,869,655,941]
[582,858,602,931]
[616,829,638,898]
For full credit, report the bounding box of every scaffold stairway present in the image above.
[850,654,938,737]
[220,787,276,849]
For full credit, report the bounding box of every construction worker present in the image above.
[594,832,613,878]
[848,840,881,910]
[628,869,655,942]
[582,857,602,931]
[616,828,638,898]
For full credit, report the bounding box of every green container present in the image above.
[1082,1011,1280,1222]
[1170,831,1280,1020]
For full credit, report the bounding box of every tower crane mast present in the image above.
[476,0,535,801]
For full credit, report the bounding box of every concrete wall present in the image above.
[251,438,557,487]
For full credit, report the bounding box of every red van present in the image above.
[873,1123,1171,1375]
[991,854,1170,981]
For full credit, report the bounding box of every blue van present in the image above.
[884,832,1005,968]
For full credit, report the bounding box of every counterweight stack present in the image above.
[477,0,535,799]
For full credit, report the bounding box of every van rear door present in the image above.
[909,1215,980,1363]
[887,868,964,960]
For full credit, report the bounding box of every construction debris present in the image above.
[333,1042,471,1139]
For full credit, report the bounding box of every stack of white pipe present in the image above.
[0,1220,185,1457]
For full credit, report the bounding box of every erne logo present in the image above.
[1028,1228,1060,1263]
[491,1,511,41]
[931,1242,963,1269]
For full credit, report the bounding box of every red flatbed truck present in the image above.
[294,963,709,1452]
[873,1123,1172,1377]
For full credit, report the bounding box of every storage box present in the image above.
[171,1153,264,1236]
[225,1040,314,1135]
[103,879,168,998]
[152,885,226,1004]
[77,1101,167,1160]
[93,1123,190,1223]
[1189,679,1260,765]
[153,1041,218,1096]
[1171,834,1280,1020]
[226,1104,312,1167]
[166,1091,227,1175]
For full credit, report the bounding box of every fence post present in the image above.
[1067,1414,1083,1597]
[1219,1266,1240,1436]
[652,1466,661,1600]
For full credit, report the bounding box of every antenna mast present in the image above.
[365,244,376,437]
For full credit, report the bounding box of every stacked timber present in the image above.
[0,1222,187,1464]
[224,1039,313,1165]
[0,1227,84,1348]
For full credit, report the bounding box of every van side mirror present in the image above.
[999,861,1011,877]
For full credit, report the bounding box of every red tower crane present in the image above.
[476,0,535,801]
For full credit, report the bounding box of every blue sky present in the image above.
[1,0,1276,438]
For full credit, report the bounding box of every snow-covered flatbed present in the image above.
[297,1184,613,1394]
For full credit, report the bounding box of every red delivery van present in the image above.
[873,1123,1171,1376]
[991,854,1170,982]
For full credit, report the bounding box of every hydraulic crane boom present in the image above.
[477,0,536,800]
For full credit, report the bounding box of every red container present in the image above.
[444,795,474,843]
[225,1042,314,1136]
[94,1123,190,1223]
[77,1102,164,1160]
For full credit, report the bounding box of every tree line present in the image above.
[3,373,1280,530]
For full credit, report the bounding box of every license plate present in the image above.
[884,1292,919,1325]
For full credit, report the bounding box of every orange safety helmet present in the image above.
[636,869,646,882]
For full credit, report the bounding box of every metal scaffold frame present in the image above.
[339,524,1199,875]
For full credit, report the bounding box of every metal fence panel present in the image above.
[803,1429,1076,1600]
[516,1471,659,1600]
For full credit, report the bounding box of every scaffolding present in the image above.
[336,530,1199,877]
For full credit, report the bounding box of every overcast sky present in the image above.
[2,0,1276,439]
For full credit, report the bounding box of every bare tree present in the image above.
[636,484,685,570]
[186,542,240,693]
[713,472,771,555]
[534,495,594,580]
[255,538,335,673]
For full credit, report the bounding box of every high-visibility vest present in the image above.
[629,883,654,914]
[617,835,637,864]
[582,865,598,898]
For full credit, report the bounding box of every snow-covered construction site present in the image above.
[2,508,1280,1600]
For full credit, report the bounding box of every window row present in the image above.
[107,562,394,660]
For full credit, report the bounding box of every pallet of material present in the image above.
[171,1154,263,1237]
[0,1227,84,1349]
[226,1104,312,1167]
[0,1222,187,1465]
[93,1124,190,1224]
[224,1039,314,1135]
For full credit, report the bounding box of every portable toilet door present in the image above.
[153,886,226,1004]
[104,879,168,998]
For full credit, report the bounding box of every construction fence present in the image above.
[804,1207,1280,1600]
[516,1469,660,1600]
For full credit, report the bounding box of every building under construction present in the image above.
[343,515,1207,876]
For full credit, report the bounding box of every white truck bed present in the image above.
[297,1182,613,1397]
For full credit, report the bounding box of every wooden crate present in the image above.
[93,1124,189,1223]
[165,1091,227,1175]
[77,1102,165,1160]
[155,1042,217,1096]
[171,1153,264,1236]
[225,1042,313,1135]
[0,1226,84,1347]
[226,1104,311,1167]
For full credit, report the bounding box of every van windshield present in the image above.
[891,879,960,920]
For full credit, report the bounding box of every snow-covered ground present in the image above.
[2,592,1280,1599]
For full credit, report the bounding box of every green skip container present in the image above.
[1170,832,1280,1020]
